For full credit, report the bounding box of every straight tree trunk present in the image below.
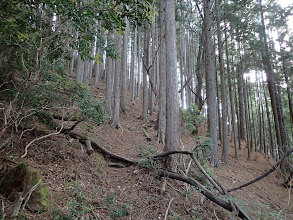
[224,15,238,159]
[76,54,84,83]
[158,0,167,145]
[112,35,123,128]
[120,20,129,113]
[106,33,114,116]
[131,27,138,104]
[142,30,149,121]
[215,0,228,164]
[204,0,218,167]
[165,0,179,170]
[259,0,288,175]
[137,29,141,98]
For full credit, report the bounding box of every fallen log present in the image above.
[228,148,293,192]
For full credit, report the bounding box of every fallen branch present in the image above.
[85,138,94,154]
[227,148,293,192]
[11,179,42,219]
[160,170,250,220]
[164,198,174,220]
[21,123,64,158]
[68,131,138,166]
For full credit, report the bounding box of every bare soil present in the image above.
[0,81,292,220]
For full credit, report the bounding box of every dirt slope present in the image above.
[0,81,292,220]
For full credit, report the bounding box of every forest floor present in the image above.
[0,80,292,220]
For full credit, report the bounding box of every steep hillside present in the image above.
[0,80,292,220]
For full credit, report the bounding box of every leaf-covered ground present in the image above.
[0,81,292,220]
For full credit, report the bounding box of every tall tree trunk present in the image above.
[142,30,149,121]
[165,0,179,170]
[120,20,129,113]
[106,33,114,117]
[131,27,138,104]
[76,54,84,83]
[137,29,141,98]
[236,35,246,140]
[216,0,228,163]
[204,0,218,167]
[112,35,123,128]
[224,14,238,159]
[158,0,167,145]
[259,0,288,175]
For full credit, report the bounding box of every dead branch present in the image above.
[227,148,293,192]
[164,198,174,220]
[178,75,192,93]
[11,192,23,220]
[67,131,138,166]
[11,179,42,219]
[20,122,64,158]
[160,170,251,220]
[85,138,94,154]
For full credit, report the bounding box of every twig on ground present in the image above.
[1,200,5,220]
[164,198,174,220]
[20,122,64,158]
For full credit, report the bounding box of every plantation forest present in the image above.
[0,0,293,219]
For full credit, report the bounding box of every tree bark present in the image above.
[112,35,122,128]
[120,20,129,113]
[158,0,167,145]
[165,0,179,170]
[204,0,218,167]
[216,0,228,164]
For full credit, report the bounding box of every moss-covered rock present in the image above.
[0,163,50,212]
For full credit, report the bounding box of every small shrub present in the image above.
[180,104,204,135]
[51,181,90,219]
[136,145,161,175]
[105,193,130,219]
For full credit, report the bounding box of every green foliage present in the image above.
[180,104,204,135]
[51,181,90,220]
[35,111,59,130]
[105,193,130,219]
[136,145,161,174]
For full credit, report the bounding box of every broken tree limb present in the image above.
[154,150,251,219]
[160,170,251,220]
[178,75,192,93]
[11,192,23,220]
[68,131,138,166]
[154,150,224,194]
[228,148,293,192]
[85,138,94,154]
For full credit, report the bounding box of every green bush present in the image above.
[180,104,204,135]
[105,193,130,219]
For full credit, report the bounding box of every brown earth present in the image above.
[0,81,292,220]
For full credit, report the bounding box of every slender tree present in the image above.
[204,0,218,167]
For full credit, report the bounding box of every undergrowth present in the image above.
[180,104,204,136]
